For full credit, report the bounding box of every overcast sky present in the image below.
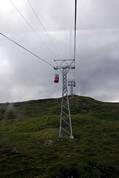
[0,0,119,103]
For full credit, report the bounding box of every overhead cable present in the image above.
[74,0,77,61]
[27,0,46,31]
[0,33,53,68]
[9,0,34,31]
[27,0,60,57]
[9,0,56,57]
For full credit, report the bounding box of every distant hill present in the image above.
[1,95,119,119]
[0,95,119,178]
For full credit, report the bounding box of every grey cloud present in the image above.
[0,0,119,102]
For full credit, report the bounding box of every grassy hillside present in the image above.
[0,96,119,178]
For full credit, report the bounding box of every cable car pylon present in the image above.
[54,59,75,139]
[53,0,77,139]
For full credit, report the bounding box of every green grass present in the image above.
[0,96,119,177]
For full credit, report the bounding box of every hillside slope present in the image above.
[0,96,119,178]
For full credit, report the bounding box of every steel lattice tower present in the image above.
[54,59,75,139]
[60,67,73,138]
[53,0,77,139]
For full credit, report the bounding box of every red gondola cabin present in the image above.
[54,74,59,83]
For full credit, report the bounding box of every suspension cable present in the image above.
[9,0,56,57]
[74,0,77,61]
[0,33,53,68]
[27,0,60,57]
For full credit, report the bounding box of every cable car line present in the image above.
[9,0,56,57]
[0,32,53,68]
[26,0,60,57]
[27,0,48,32]
[72,0,77,90]
[74,0,77,61]
[9,0,34,32]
